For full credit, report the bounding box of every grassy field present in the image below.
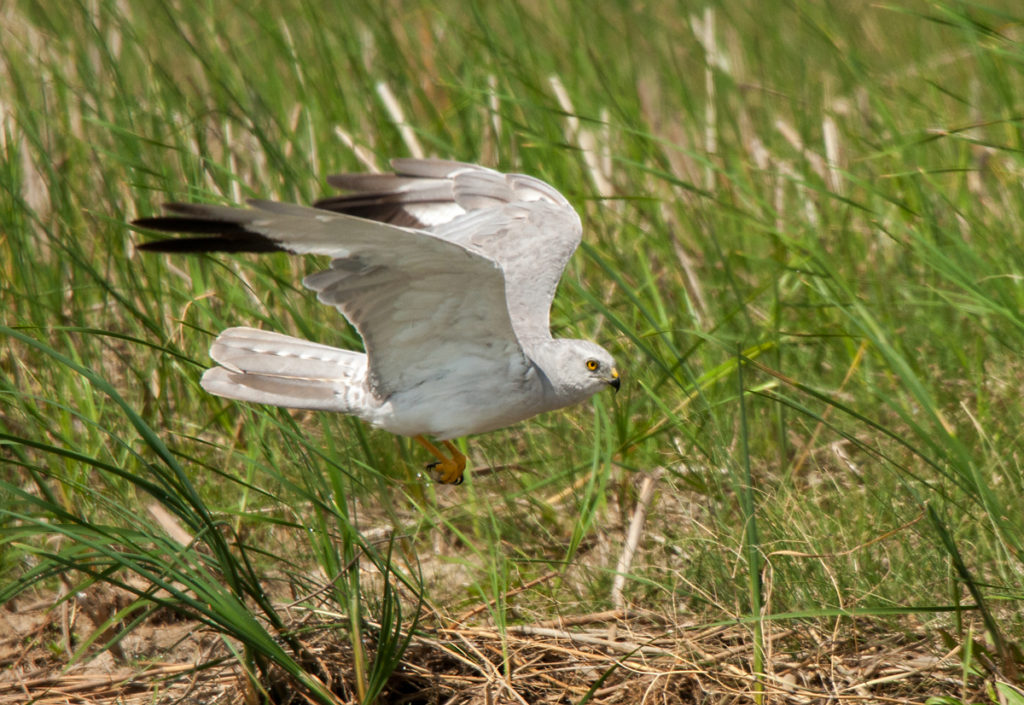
[3,0,1024,702]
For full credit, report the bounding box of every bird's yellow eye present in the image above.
[586,359,599,371]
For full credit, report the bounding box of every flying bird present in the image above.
[134,159,620,484]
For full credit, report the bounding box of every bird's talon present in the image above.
[424,461,464,485]
[415,435,467,485]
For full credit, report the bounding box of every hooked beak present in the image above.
[608,368,621,393]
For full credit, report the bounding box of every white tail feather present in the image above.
[200,327,368,412]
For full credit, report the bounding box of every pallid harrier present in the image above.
[135,159,620,484]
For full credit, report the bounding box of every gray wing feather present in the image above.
[302,245,519,398]
[318,159,583,342]
[317,159,493,228]
[161,201,524,398]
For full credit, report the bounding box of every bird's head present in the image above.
[539,339,620,404]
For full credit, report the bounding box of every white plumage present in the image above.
[135,159,620,482]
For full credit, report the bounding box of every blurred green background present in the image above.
[2,0,1023,701]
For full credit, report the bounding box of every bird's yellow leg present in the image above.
[413,435,467,485]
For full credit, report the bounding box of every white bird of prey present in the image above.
[134,158,620,484]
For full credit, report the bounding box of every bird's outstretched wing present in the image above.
[315,159,583,341]
[135,200,525,398]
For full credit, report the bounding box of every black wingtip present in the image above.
[132,217,284,253]
[132,216,235,234]
[136,236,284,253]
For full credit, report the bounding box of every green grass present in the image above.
[3,0,1024,701]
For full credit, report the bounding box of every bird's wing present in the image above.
[316,159,583,341]
[314,158,488,228]
[135,200,525,398]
